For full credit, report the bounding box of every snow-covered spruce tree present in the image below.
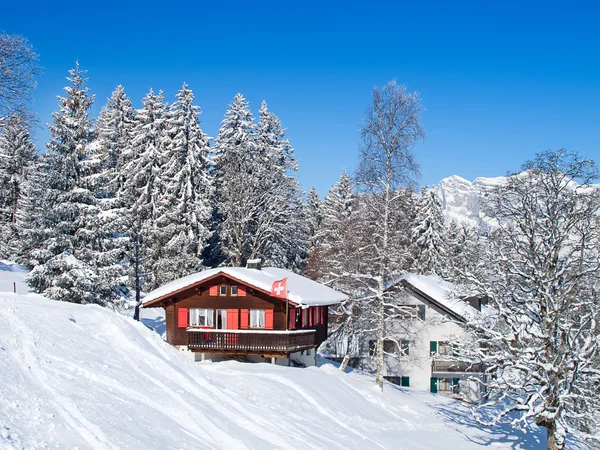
[152,83,213,286]
[305,186,322,245]
[213,93,257,266]
[119,89,169,291]
[354,80,425,389]
[410,186,447,275]
[314,172,365,364]
[250,100,307,269]
[302,186,323,279]
[96,85,136,192]
[462,150,600,450]
[214,95,305,268]
[23,63,120,305]
[0,113,37,258]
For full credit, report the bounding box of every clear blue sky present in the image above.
[3,0,599,196]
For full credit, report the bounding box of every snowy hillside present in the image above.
[0,263,568,449]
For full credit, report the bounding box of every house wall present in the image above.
[351,291,483,401]
[160,275,330,349]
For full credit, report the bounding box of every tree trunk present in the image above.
[375,290,385,390]
[339,354,350,372]
[545,422,562,450]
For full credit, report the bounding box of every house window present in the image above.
[438,342,453,356]
[437,377,460,394]
[231,285,238,296]
[190,308,214,327]
[219,285,227,296]
[368,340,376,357]
[315,307,320,324]
[302,308,309,326]
[383,340,396,354]
[384,376,401,385]
[418,305,426,321]
[250,309,265,328]
[384,376,410,387]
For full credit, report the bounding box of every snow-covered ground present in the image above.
[0,262,574,449]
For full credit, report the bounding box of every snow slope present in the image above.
[0,265,566,449]
[0,260,29,295]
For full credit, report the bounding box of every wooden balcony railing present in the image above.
[187,329,316,353]
[432,360,485,373]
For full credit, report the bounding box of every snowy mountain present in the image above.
[0,262,562,449]
[433,175,507,227]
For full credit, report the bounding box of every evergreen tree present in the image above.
[96,85,136,192]
[410,186,447,275]
[153,83,213,285]
[0,114,37,258]
[119,89,169,291]
[213,93,258,266]
[23,63,113,304]
[251,101,306,269]
[305,186,322,245]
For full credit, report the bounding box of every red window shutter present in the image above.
[240,309,249,329]
[209,285,218,296]
[265,310,274,330]
[227,309,239,329]
[238,286,247,296]
[288,307,296,330]
[178,308,189,328]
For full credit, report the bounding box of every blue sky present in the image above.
[3,0,599,196]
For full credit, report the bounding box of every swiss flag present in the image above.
[271,278,288,299]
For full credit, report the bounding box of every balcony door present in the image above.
[216,309,228,329]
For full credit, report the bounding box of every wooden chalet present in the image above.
[142,262,347,366]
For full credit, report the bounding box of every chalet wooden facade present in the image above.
[142,266,347,366]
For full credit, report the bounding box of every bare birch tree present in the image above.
[0,33,41,119]
[355,80,425,389]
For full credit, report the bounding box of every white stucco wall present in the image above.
[353,293,483,401]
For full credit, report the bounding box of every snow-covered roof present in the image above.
[142,267,347,308]
[398,274,482,321]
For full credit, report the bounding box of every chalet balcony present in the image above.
[187,329,316,354]
[432,360,485,373]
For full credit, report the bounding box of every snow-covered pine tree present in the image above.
[213,93,258,267]
[118,89,169,291]
[305,186,322,246]
[461,150,600,450]
[0,113,37,258]
[96,85,136,193]
[250,101,307,269]
[302,186,323,279]
[313,172,367,364]
[410,186,447,275]
[152,83,213,286]
[23,63,113,304]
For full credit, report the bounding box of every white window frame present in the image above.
[190,308,214,327]
[250,309,265,328]
[219,285,227,296]
[231,285,238,296]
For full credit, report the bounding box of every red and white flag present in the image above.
[271,278,288,299]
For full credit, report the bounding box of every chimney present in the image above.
[246,258,262,270]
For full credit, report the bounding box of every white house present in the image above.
[334,274,488,403]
